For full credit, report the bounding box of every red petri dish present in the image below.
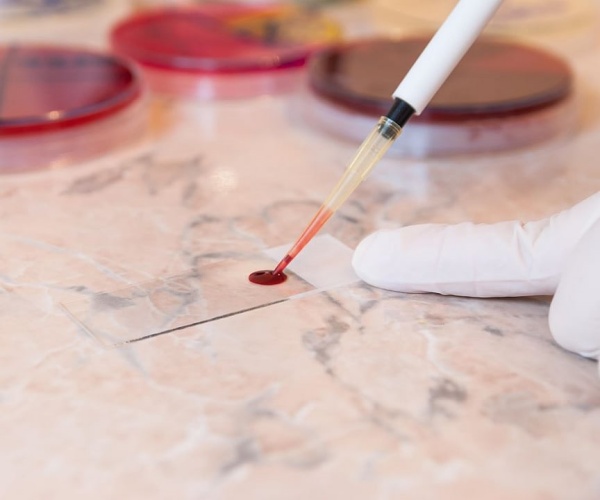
[110,4,341,99]
[305,38,577,157]
[0,45,146,173]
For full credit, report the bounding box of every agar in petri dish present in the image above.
[110,3,342,99]
[0,45,146,173]
[304,37,577,157]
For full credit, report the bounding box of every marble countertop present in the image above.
[1,1,600,499]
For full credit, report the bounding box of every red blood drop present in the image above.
[248,270,287,286]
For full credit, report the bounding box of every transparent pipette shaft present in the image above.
[272,0,504,276]
[273,117,402,275]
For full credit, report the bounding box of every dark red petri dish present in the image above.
[110,4,341,98]
[309,37,572,121]
[0,45,145,172]
[305,37,577,156]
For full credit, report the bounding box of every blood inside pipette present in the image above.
[248,205,333,286]
[273,205,333,274]
[272,254,293,276]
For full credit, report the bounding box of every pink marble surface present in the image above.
[1,2,600,499]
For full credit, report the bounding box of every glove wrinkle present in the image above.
[433,225,450,295]
[516,220,540,276]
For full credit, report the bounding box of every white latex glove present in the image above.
[352,192,600,361]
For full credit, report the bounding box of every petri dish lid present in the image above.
[370,0,597,38]
[0,45,143,136]
[0,0,102,18]
[110,3,342,74]
[308,38,573,122]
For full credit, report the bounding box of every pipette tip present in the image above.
[273,254,292,275]
[264,108,409,283]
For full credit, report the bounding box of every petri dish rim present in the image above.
[110,4,341,74]
[0,44,144,136]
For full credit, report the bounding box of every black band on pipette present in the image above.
[385,98,415,127]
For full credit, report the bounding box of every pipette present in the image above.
[270,0,504,278]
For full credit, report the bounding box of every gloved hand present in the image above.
[352,192,600,363]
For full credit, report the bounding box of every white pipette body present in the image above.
[393,0,504,114]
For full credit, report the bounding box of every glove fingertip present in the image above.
[548,220,600,360]
[353,228,428,292]
[352,231,387,287]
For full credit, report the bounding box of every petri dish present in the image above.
[0,45,146,173]
[0,0,103,18]
[304,37,577,157]
[110,3,342,99]
[370,0,599,55]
